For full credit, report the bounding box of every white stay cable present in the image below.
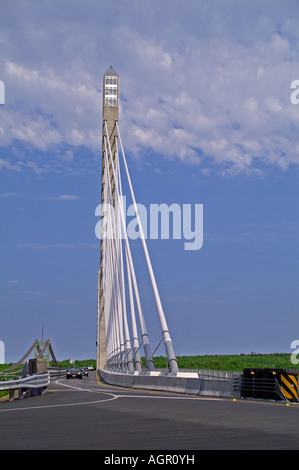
[102,142,122,365]
[104,121,154,371]
[125,249,142,371]
[103,131,140,370]
[115,152,134,371]
[116,142,142,371]
[116,121,178,373]
[103,139,125,368]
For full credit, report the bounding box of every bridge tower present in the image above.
[34,340,50,366]
[97,66,119,370]
[96,67,178,374]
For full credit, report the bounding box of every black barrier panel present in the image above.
[241,368,254,399]
[263,369,278,400]
[241,368,299,402]
[253,368,264,399]
[241,368,265,399]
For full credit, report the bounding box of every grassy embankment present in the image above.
[55,352,296,372]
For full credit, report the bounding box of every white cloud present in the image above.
[46,194,79,201]
[0,0,299,176]
[0,158,21,171]
[0,192,22,197]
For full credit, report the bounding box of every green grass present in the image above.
[0,364,13,371]
[54,359,97,370]
[54,353,296,372]
[0,364,14,400]
[56,353,296,372]
[152,353,296,372]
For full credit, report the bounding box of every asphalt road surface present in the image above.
[1,371,299,451]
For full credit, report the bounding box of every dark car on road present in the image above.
[80,367,89,376]
[66,368,83,379]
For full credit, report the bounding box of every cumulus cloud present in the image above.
[0,0,299,176]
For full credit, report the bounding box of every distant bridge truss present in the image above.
[4,339,58,371]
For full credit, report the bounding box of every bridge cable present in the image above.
[103,125,154,371]
[115,121,178,373]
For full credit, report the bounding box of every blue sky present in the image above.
[0,0,299,363]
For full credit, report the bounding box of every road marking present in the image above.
[0,394,118,413]
[3,376,294,413]
[56,378,107,394]
[115,394,220,401]
[57,378,222,401]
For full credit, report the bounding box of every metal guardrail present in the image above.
[156,368,238,380]
[193,369,237,380]
[47,367,67,378]
[0,372,50,392]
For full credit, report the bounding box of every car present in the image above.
[87,366,93,371]
[66,368,83,379]
[80,367,89,376]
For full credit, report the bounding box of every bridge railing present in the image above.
[47,367,67,377]
[99,367,239,399]
[0,372,50,400]
[174,368,237,380]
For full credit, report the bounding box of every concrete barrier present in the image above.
[99,369,237,398]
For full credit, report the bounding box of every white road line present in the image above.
[56,379,223,401]
[55,378,105,393]
[115,394,221,401]
[0,395,118,413]
[0,378,224,413]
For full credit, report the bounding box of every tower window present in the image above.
[105,76,117,106]
[105,76,117,86]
